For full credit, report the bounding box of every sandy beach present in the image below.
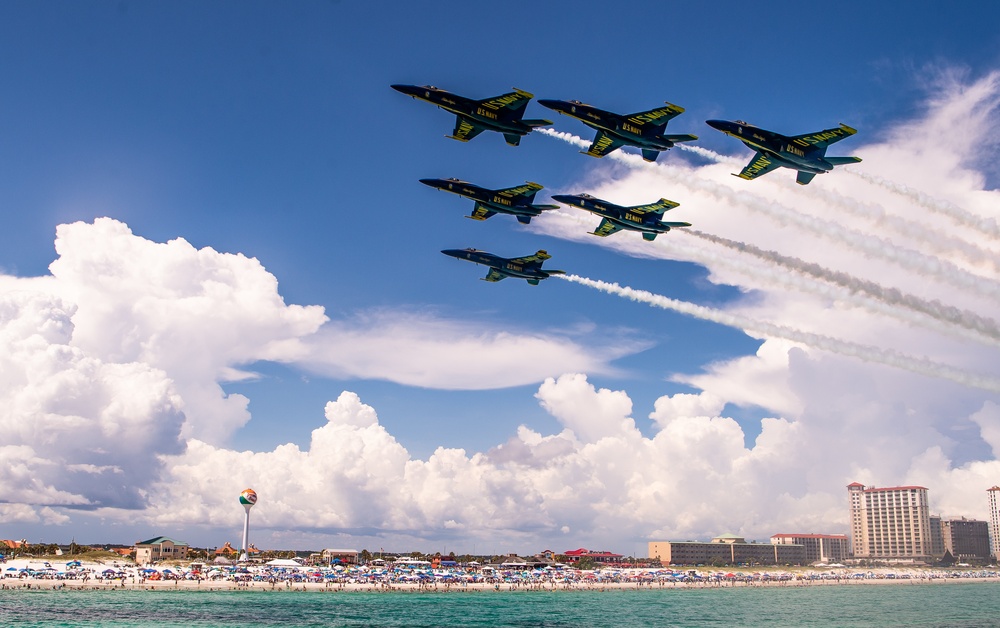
[4,558,999,594]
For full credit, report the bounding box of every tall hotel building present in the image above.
[848,483,932,560]
[988,486,1000,559]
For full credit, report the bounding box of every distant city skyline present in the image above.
[1,2,1000,553]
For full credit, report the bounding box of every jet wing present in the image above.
[590,218,623,237]
[447,116,486,142]
[496,181,544,200]
[483,268,507,282]
[468,202,497,221]
[509,252,549,266]
[629,198,681,216]
[626,103,685,128]
[478,89,533,117]
[735,152,781,181]
[584,131,625,158]
[787,124,858,151]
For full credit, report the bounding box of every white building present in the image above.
[987,487,1000,560]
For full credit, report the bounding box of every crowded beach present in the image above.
[4,557,1000,593]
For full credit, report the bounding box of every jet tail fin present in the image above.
[516,216,532,225]
[642,233,658,241]
[527,279,540,286]
[641,149,661,162]
[825,156,863,166]
[796,171,817,185]
[503,133,522,146]
[662,133,698,143]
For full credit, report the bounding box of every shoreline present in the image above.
[5,574,1000,594]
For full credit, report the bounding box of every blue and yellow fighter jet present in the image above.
[420,178,559,225]
[552,194,689,241]
[392,84,552,146]
[537,98,698,161]
[706,119,861,185]
[441,248,564,285]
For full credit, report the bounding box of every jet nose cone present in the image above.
[537,99,564,110]
[419,178,440,186]
[391,84,419,96]
[550,194,575,204]
[441,249,463,258]
[705,119,729,131]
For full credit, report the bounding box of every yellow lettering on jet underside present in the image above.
[499,185,536,197]
[481,94,523,110]
[476,107,499,120]
[746,156,771,174]
[628,108,676,125]
[506,263,523,272]
[624,212,645,223]
[622,122,642,135]
[792,129,845,147]
[593,135,614,152]
[492,195,513,206]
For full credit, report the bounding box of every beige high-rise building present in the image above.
[847,482,932,560]
[988,486,1000,559]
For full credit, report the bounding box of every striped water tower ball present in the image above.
[239,488,257,506]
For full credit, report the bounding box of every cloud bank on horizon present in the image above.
[1,72,999,552]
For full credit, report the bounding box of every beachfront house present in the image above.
[321,549,359,565]
[562,548,624,565]
[134,536,189,565]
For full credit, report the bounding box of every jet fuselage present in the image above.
[420,178,547,221]
[539,99,678,151]
[441,248,560,283]
[552,194,688,237]
[706,119,838,174]
[393,84,538,137]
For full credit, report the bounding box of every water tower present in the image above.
[239,488,257,561]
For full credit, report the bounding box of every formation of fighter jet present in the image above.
[706,119,861,185]
[440,248,564,285]
[420,178,559,224]
[538,98,698,162]
[552,194,689,241]
[395,81,863,285]
[391,84,551,146]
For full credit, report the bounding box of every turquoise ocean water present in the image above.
[2,583,999,627]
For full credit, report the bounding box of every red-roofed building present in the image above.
[562,548,624,565]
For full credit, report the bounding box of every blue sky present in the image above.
[2,2,1000,554]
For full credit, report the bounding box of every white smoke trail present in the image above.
[683,229,1000,346]
[557,273,1000,393]
[845,167,1000,238]
[668,127,1000,249]
[540,129,1000,300]
[677,143,743,165]
[677,139,1000,269]
[537,128,591,150]
[777,178,1000,274]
